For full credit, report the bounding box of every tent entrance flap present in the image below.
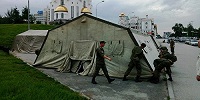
[57,40,98,76]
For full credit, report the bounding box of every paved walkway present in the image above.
[11,51,168,100]
[162,42,200,100]
[12,41,200,100]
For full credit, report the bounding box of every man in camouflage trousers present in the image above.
[123,43,146,82]
[149,46,173,84]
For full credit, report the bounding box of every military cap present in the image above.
[100,41,106,44]
[160,46,168,51]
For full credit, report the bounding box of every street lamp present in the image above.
[28,0,30,30]
[96,0,104,17]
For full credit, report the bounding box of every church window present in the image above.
[71,6,74,18]
[83,1,86,7]
[61,0,64,5]
[56,13,58,19]
[61,13,64,18]
[76,6,79,17]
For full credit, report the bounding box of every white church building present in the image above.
[38,0,92,24]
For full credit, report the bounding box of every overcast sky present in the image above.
[0,0,200,35]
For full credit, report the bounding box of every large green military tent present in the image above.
[34,14,159,78]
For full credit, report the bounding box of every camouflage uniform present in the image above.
[92,47,113,84]
[150,58,173,84]
[150,47,173,84]
[170,39,175,55]
[93,47,110,78]
[123,46,144,81]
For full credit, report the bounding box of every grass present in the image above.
[0,24,55,48]
[0,24,87,100]
[0,50,87,100]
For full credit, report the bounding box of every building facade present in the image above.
[43,7,51,24]
[118,13,130,27]
[139,17,155,35]
[35,0,92,24]
[34,11,47,24]
[118,13,156,35]
[49,0,92,23]
[163,32,172,39]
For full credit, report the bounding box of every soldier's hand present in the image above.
[196,75,200,81]
[108,57,112,61]
[104,55,112,61]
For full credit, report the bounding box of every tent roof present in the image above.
[18,30,48,36]
[50,14,129,31]
[48,13,140,46]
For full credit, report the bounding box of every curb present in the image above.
[167,78,175,100]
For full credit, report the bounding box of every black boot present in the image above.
[92,77,97,84]
[168,77,173,81]
[108,78,115,84]
[122,76,128,81]
[105,75,115,84]
[167,74,173,81]
[135,76,142,82]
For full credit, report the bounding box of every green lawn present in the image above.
[0,24,55,48]
[0,24,88,100]
[0,51,87,100]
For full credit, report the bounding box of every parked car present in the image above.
[179,37,187,42]
[167,37,175,43]
[185,39,190,44]
[189,39,198,46]
[156,35,162,39]
[175,37,179,41]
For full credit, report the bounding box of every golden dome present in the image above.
[54,5,68,12]
[119,13,126,17]
[81,7,92,14]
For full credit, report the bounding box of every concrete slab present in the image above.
[37,68,168,100]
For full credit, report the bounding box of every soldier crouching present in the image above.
[149,58,173,84]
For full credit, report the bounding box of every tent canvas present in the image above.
[34,14,159,78]
[11,30,48,53]
[131,31,160,71]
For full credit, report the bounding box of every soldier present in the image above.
[149,46,174,84]
[122,43,146,82]
[91,41,115,84]
[149,58,173,84]
[159,46,177,64]
[170,39,175,55]
[159,47,171,58]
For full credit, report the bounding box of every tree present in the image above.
[5,7,22,23]
[0,15,2,23]
[198,27,200,38]
[21,6,29,21]
[29,14,36,24]
[172,23,184,37]
[187,23,194,37]
[5,8,14,23]
[36,21,41,24]
[21,6,35,24]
